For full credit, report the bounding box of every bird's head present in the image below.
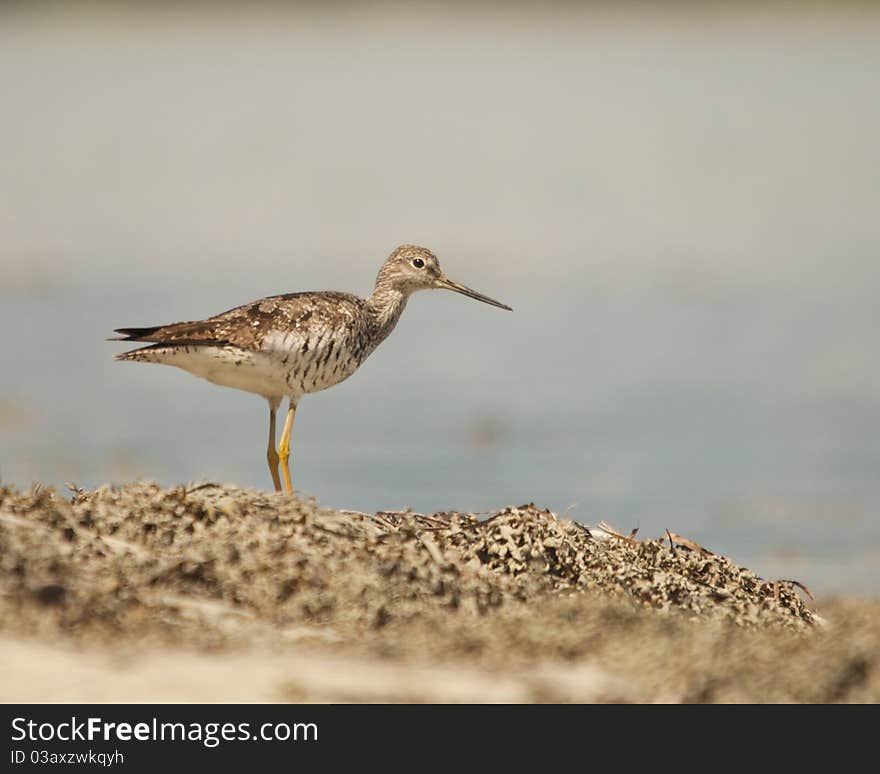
[374,245,512,311]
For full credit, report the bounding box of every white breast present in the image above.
[260,330,362,396]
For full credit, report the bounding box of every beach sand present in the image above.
[1,481,877,703]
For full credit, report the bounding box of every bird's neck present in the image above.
[365,284,408,343]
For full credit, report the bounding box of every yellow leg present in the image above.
[278,402,296,494]
[266,404,281,492]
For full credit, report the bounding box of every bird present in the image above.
[111,245,512,493]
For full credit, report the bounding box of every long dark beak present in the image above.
[437,276,513,311]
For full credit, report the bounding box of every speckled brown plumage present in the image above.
[115,291,367,353]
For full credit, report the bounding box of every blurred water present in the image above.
[1,4,878,593]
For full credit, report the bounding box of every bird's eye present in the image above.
[412,258,425,269]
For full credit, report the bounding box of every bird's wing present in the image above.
[112,292,364,351]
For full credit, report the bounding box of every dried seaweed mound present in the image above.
[421,506,814,628]
[0,482,814,649]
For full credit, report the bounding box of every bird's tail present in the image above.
[110,326,176,361]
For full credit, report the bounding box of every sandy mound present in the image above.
[1,481,877,702]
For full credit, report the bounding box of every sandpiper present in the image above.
[111,245,512,493]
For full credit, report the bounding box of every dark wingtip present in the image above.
[109,326,162,342]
